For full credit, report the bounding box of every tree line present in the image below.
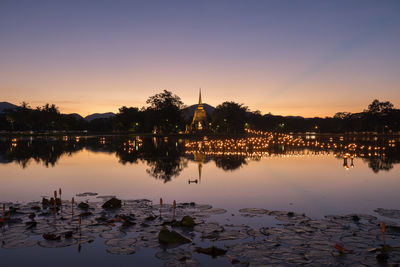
[0,102,86,132]
[1,90,399,134]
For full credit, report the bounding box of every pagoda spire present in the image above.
[198,88,202,106]
[198,162,202,183]
[187,88,208,133]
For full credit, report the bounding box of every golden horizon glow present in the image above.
[2,88,398,118]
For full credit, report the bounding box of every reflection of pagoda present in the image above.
[194,151,206,182]
[186,89,209,133]
[189,151,206,184]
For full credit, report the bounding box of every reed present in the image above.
[172,200,176,221]
[78,215,82,238]
[59,188,62,208]
[53,190,57,214]
[71,197,75,217]
[159,198,163,217]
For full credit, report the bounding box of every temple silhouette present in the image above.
[186,89,209,133]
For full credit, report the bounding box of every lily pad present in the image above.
[374,208,400,220]
[96,195,116,200]
[102,198,122,209]
[99,231,127,239]
[195,246,227,257]
[158,227,191,245]
[1,239,37,249]
[180,216,196,228]
[239,208,269,214]
[76,192,98,197]
[106,246,136,255]
[155,249,192,261]
[38,238,77,248]
[105,238,137,247]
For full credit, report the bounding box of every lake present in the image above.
[1,134,399,266]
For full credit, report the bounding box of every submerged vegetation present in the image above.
[1,194,400,266]
[1,91,400,134]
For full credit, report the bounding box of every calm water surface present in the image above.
[1,135,399,217]
[1,135,399,266]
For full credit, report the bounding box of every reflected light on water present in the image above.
[0,134,399,217]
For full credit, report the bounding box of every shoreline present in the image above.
[1,131,400,138]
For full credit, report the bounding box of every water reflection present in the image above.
[0,134,399,181]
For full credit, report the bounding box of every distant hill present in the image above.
[0,102,18,113]
[285,115,305,119]
[66,113,84,120]
[185,103,215,120]
[84,112,115,122]
[0,102,115,122]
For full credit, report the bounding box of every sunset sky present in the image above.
[1,0,399,117]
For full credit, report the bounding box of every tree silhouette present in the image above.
[146,90,185,134]
[115,106,142,132]
[211,102,248,134]
[213,155,247,171]
[366,99,394,114]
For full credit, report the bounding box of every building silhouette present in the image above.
[186,89,209,133]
